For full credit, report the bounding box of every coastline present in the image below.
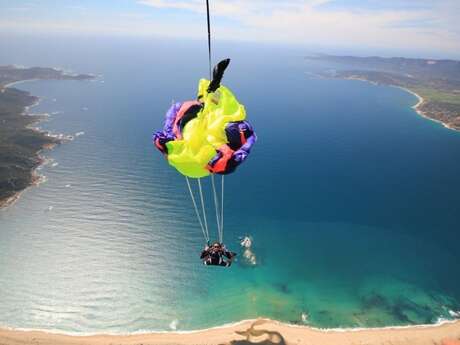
[2,78,39,89]
[0,67,93,209]
[397,86,457,131]
[1,318,460,345]
[0,86,57,210]
[344,77,459,132]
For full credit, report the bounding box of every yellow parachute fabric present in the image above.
[165,79,246,178]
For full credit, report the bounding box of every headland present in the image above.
[0,65,94,208]
[306,55,460,131]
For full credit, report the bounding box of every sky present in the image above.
[1,0,459,58]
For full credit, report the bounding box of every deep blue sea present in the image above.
[0,35,459,333]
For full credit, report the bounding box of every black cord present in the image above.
[206,0,212,80]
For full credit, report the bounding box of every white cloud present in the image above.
[137,0,460,54]
[138,0,330,17]
[1,0,458,56]
[138,0,204,13]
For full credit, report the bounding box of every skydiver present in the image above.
[200,241,236,267]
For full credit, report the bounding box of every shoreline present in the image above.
[2,316,460,336]
[0,68,90,209]
[1,318,460,345]
[0,85,56,210]
[2,78,39,89]
[397,86,457,131]
[344,77,459,132]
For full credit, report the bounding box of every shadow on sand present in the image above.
[222,320,286,345]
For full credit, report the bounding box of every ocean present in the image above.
[1,35,459,333]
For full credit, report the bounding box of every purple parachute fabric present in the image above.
[225,121,256,164]
[152,102,181,152]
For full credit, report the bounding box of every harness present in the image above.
[204,248,224,265]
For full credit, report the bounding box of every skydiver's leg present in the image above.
[203,259,231,267]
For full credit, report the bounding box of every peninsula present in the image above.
[0,65,94,207]
[307,55,460,131]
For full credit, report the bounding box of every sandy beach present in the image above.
[400,86,457,131]
[1,319,460,345]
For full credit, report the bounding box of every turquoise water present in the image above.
[0,36,460,333]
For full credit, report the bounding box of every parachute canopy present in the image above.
[153,60,256,178]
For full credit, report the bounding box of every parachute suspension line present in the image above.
[211,174,222,242]
[205,1,225,244]
[205,0,212,80]
[220,175,225,241]
[205,0,225,243]
[197,178,210,242]
[185,177,209,242]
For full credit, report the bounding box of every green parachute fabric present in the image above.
[165,79,246,178]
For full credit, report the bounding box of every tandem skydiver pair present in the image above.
[152,59,256,267]
[200,241,236,267]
